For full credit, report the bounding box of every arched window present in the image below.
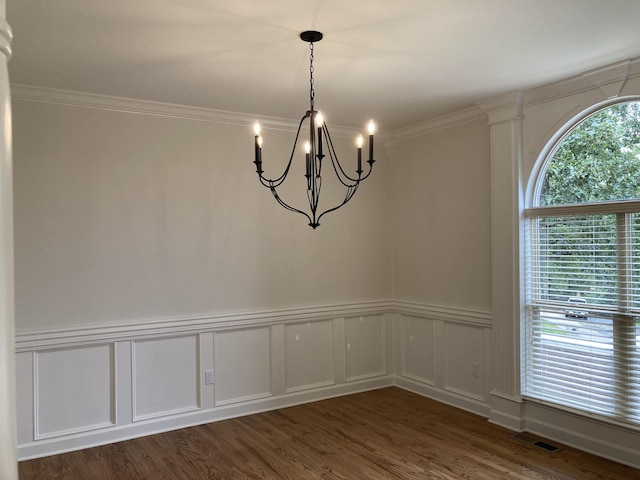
[523,100,640,428]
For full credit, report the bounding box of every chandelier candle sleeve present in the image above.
[357,135,363,174]
[316,112,324,159]
[305,141,311,182]
[253,122,262,173]
[368,120,375,164]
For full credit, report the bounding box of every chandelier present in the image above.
[252,31,375,229]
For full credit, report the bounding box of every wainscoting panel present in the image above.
[132,335,199,421]
[13,302,510,461]
[34,344,114,439]
[284,320,334,393]
[344,315,386,382]
[444,322,486,401]
[214,327,271,406]
[393,304,493,417]
[400,315,435,384]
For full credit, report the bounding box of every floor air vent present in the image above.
[512,433,561,453]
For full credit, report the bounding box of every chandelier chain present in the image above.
[309,42,315,111]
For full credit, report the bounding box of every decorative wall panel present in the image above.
[344,315,385,381]
[35,345,114,438]
[214,327,271,405]
[285,321,334,392]
[132,335,199,421]
[401,315,435,384]
[444,323,486,400]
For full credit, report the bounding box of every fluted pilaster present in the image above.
[478,91,525,428]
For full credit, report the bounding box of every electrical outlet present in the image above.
[472,362,480,378]
[205,369,215,385]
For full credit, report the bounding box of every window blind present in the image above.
[524,211,640,427]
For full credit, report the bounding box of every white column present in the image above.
[478,91,526,430]
[0,0,16,477]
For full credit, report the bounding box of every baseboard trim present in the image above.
[17,376,394,461]
[393,376,491,419]
[523,402,640,469]
[488,392,525,431]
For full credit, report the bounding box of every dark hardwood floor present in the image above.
[19,387,639,479]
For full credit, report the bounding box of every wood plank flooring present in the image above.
[19,387,639,479]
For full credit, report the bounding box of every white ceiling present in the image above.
[7,1,640,130]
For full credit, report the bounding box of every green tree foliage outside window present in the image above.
[540,102,640,206]
[535,101,640,306]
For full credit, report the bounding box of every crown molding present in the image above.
[476,57,640,119]
[10,84,363,138]
[14,56,640,145]
[11,83,487,144]
[476,91,524,125]
[521,57,640,108]
[474,59,640,122]
[582,59,631,99]
[11,84,260,125]
[396,56,640,140]
[392,106,487,142]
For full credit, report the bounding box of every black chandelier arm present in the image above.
[255,116,308,188]
[268,183,314,226]
[307,174,321,217]
[316,184,360,225]
[322,125,374,186]
[327,145,374,185]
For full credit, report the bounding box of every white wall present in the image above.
[13,99,391,331]
[391,118,492,310]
